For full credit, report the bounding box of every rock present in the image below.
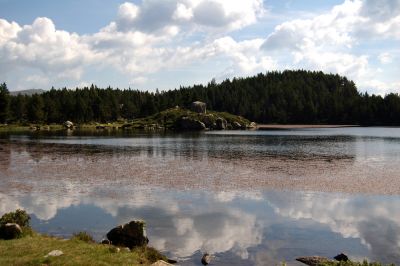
[232,121,243,129]
[109,246,120,253]
[106,220,149,248]
[63,121,74,129]
[101,239,111,245]
[215,117,227,130]
[201,114,215,128]
[190,101,206,114]
[334,253,349,261]
[151,260,174,266]
[201,253,211,265]
[247,122,257,129]
[0,223,22,240]
[177,117,206,131]
[46,250,64,257]
[96,125,106,129]
[296,256,333,266]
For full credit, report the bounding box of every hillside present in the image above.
[1,70,399,125]
[124,107,252,130]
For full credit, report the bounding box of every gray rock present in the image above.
[101,239,111,245]
[334,253,349,261]
[0,223,22,240]
[247,122,257,129]
[296,256,333,266]
[201,253,211,265]
[201,114,215,128]
[177,117,206,131]
[232,121,243,129]
[106,220,149,248]
[45,250,64,257]
[190,101,206,114]
[64,121,74,129]
[215,117,227,130]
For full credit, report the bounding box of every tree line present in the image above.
[0,70,399,125]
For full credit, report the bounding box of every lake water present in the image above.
[1,128,400,265]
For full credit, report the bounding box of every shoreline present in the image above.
[257,124,359,130]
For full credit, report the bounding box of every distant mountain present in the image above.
[10,89,45,96]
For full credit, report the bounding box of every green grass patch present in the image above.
[0,233,167,266]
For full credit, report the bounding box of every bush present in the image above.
[0,209,30,227]
[72,231,95,243]
[132,246,168,264]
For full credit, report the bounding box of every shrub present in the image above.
[72,231,95,243]
[0,209,30,227]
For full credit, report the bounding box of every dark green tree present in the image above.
[0,83,10,123]
[27,94,45,123]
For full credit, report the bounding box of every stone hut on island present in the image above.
[190,101,206,114]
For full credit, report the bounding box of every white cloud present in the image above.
[0,0,398,92]
[261,0,400,93]
[115,0,264,33]
[266,191,400,262]
[0,17,98,82]
[378,52,392,64]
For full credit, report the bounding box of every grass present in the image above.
[72,232,95,243]
[0,233,167,266]
[0,123,64,132]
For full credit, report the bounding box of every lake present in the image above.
[1,127,400,265]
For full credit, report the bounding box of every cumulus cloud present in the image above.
[115,0,264,33]
[0,17,97,85]
[0,0,268,89]
[0,0,398,92]
[378,52,392,64]
[261,0,400,93]
[266,191,400,262]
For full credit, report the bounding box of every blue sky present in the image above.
[0,0,399,94]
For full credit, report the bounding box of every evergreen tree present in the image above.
[0,83,10,123]
[27,94,45,123]
[2,70,400,126]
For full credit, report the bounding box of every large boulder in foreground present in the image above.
[177,117,206,131]
[0,223,22,240]
[106,220,149,248]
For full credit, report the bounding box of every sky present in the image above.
[0,0,399,94]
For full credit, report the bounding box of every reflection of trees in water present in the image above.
[0,141,11,171]
[4,133,360,162]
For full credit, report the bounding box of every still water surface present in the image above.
[1,128,400,265]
